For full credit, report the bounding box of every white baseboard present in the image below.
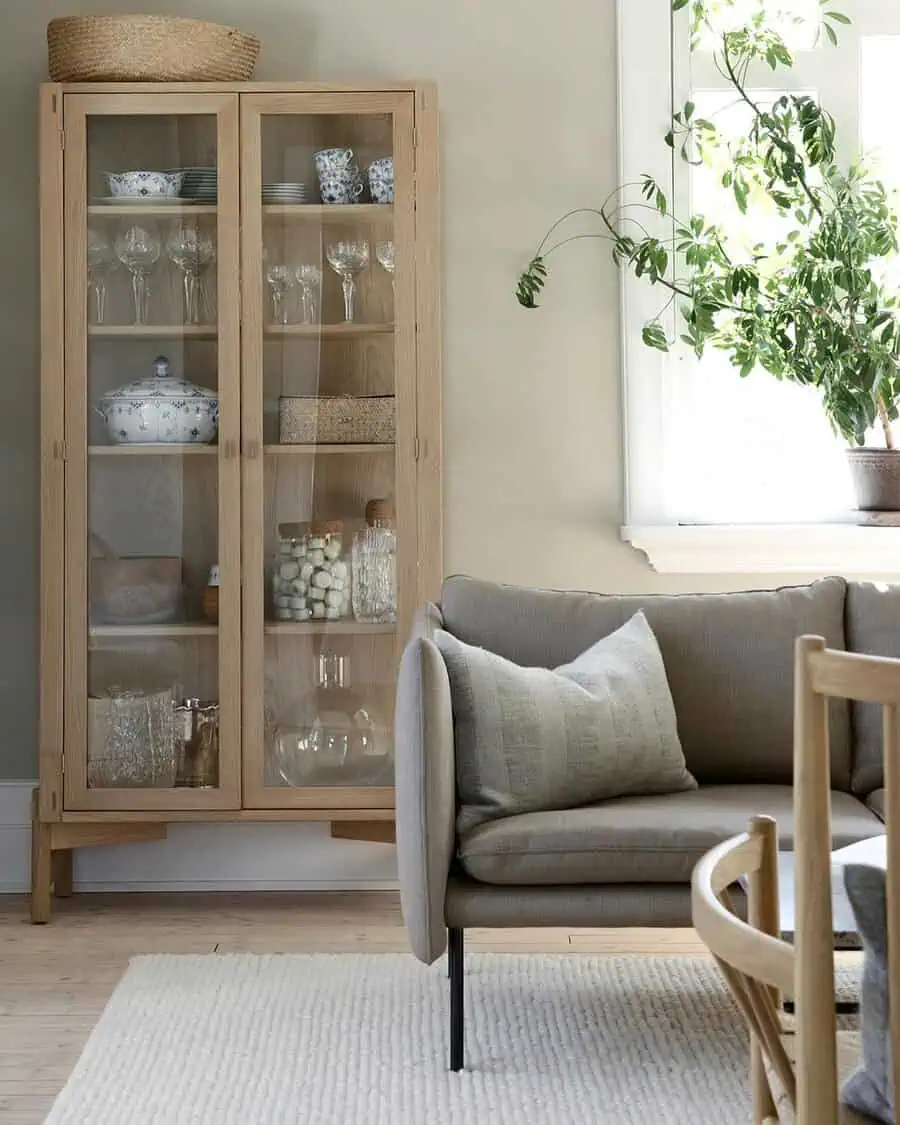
[0,781,398,893]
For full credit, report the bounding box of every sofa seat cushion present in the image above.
[458,785,883,886]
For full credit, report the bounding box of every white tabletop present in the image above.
[774,835,886,934]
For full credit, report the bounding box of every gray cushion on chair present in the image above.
[440,575,851,789]
[842,864,894,1125]
[436,611,697,834]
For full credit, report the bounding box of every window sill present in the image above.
[622,524,900,576]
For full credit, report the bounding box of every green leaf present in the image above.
[642,323,670,351]
[672,0,689,10]
[825,11,851,24]
[824,22,837,46]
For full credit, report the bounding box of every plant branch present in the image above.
[720,38,824,220]
[878,395,896,449]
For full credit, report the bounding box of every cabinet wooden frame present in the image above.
[37,82,441,911]
[60,92,242,812]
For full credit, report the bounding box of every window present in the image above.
[619,0,900,570]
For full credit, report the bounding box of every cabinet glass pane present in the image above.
[84,114,223,790]
[259,111,398,791]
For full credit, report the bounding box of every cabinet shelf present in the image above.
[89,325,217,339]
[89,444,218,456]
[265,622,396,636]
[264,443,394,456]
[89,625,218,640]
[264,323,394,339]
[88,204,218,217]
[262,203,392,221]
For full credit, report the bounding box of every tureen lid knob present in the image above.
[153,355,171,378]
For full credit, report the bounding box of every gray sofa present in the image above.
[395,575,896,1069]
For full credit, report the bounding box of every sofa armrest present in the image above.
[395,605,456,964]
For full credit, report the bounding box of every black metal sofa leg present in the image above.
[448,927,465,1071]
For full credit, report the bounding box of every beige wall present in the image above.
[0,0,793,779]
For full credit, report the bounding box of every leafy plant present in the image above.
[517,0,900,448]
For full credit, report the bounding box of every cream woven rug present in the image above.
[43,952,846,1124]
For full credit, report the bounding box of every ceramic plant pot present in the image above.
[846,448,900,523]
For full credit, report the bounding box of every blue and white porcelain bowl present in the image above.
[105,170,185,199]
[96,355,219,445]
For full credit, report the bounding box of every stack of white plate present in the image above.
[180,166,218,203]
[262,182,310,205]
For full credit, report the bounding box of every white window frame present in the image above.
[617,0,900,575]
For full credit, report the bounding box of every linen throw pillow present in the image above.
[435,611,696,834]
[842,864,894,1125]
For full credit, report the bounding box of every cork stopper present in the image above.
[309,518,345,536]
[365,498,394,526]
[278,519,344,538]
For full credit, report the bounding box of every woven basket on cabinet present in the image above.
[279,396,397,445]
[47,15,260,82]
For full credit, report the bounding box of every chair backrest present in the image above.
[692,635,900,1125]
[692,814,796,1123]
[793,635,900,1125]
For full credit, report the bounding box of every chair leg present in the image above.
[448,926,465,1072]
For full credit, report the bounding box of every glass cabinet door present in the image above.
[240,93,417,808]
[62,94,242,810]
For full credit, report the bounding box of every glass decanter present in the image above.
[272,652,389,786]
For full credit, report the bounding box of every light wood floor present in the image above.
[0,891,707,1125]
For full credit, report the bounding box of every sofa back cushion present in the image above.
[440,575,851,789]
[846,582,900,794]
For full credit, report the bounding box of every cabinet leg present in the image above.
[52,849,74,898]
[30,790,52,925]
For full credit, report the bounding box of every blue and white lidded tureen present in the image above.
[96,356,219,445]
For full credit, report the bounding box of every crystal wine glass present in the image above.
[166,226,216,324]
[375,240,395,278]
[266,264,295,325]
[114,225,161,325]
[86,227,116,325]
[326,240,370,323]
[295,264,322,325]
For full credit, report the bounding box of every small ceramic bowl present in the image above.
[105,170,185,199]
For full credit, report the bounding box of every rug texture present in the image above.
[43,953,853,1124]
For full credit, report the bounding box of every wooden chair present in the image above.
[692,635,900,1125]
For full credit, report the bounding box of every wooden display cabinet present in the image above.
[36,82,441,921]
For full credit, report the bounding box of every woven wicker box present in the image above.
[279,395,396,445]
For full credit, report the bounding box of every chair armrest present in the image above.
[395,605,456,964]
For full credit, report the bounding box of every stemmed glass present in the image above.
[266,264,296,325]
[114,225,161,325]
[375,240,395,279]
[166,226,216,324]
[86,227,116,325]
[326,240,370,323]
[295,264,322,325]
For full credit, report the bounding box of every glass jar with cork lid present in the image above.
[351,499,397,624]
[272,520,351,622]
